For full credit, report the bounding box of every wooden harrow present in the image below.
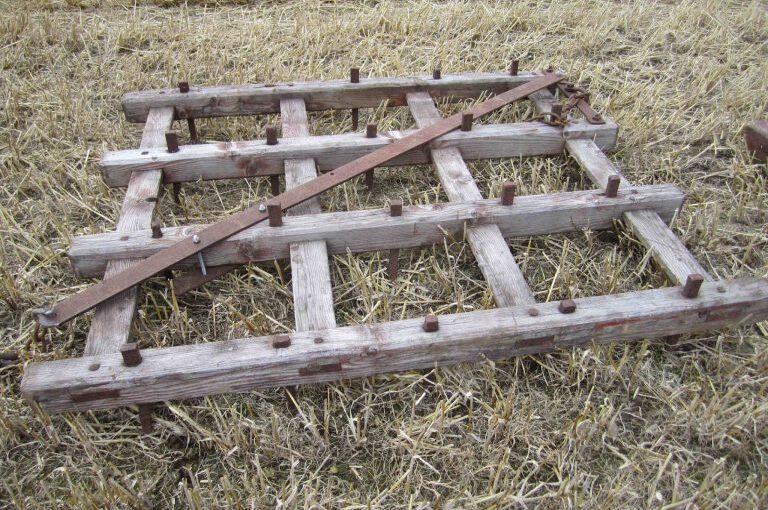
[22,66,768,431]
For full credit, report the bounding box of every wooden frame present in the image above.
[22,69,768,419]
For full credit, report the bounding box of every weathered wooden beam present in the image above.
[22,277,768,414]
[407,91,534,306]
[281,98,336,330]
[69,185,684,278]
[121,71,541,122]
[530,90,711,286]
[99,120,617,188]
[84,107,175,356]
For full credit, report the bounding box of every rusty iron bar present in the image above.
[510,60,519,76]
[35,73,564,327]
[138,404,154,433]
[270,175,280,196]
[433,69,441,80]
[388,198,403,281]
[267,201,282,227]
[178,81,190,93]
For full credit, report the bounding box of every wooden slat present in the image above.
[407,92,534,306]
[280,98,336,330]
[23,277,768,413]
[69,185,685,278]
[84,107,175,356]
[530,91,711,285]
[121,71,540,122]
[99,120,618,187]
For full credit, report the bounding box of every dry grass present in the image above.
[1,0,768,507]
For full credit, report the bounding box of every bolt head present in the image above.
[258,203,267,212]
[192,235,201,244]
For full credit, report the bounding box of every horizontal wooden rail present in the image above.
[22,277,768,413]
[69,185,684,278]
[122,71,540,122]
[100,120,618,188]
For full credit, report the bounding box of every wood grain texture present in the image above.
[23,277,768,413]
[84,107,174,356]
[280,98,335,331]
[100,120,617,187]
[121,71,540,122]
[407,91,534,306]
[530,90,710,285]
[69,185,685,278]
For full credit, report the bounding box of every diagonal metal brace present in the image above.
[35,72,564,328]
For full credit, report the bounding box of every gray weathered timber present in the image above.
[100,120,618,187]
[529,90,710,285]
[69,185,685,278]
[84,107,175,356]
[122,72,540,122]
[407,91,534,306]
[22,277,768,414]
[281,98,336,330]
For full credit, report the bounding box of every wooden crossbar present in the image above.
[99,120,617,187]
[68,185,685,278]
[121,71,540,122]
[22,277,768,414]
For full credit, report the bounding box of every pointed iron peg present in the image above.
[186,118,198,142]
[558,299,576,314]
[461,113,473,132]
[501,182,516,206]
[138,404,154,434]
[389,198,403,217]
[170,182,182,206]
[510,60,519,76]
[423,314,439,332]
[270,175,280,196]
[120,342,142,367]
[151,218,163,239]
[267,200,282,227]
[388,248,400,281]
[605,175,620,198]
[265,125,278,145]
[178,81,190,93]
[433,69,442,80]
[165,132,179,153]
[351,109,359,131]
[682,274,704,298]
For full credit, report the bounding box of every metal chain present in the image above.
[526,81,591,126]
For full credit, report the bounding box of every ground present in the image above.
[1,0,767,508]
